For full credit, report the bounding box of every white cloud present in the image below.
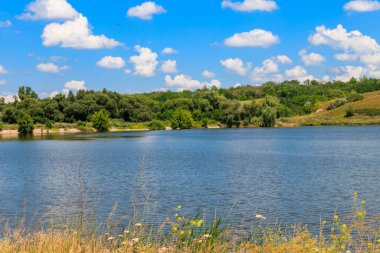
[344,0,380,12]
[333,65,380,81]
[222,0,278,12]
[275,55,292,64]
[165,74,221,90]
[202,70,216,78]
[1,94,18,104]
[18,0,79,20]
[96,56,126,69]
[129,45,159,77]
[36,62,69,73]
[64,80,86,90]
[42,14,122,49]
[285,66,315,82]
[309,24,380,66]
[334,53,358,61]
[127,1,166,20]
[49,91,60,98]
[225,29,279,48]
[0,80,6,86]
[251,58,283,83]
[161,47,177,54]
[160,60,178,73]
[0,20,12,28]
[220,58,251,76]
[0,65,7,75]
[299,49,325,66]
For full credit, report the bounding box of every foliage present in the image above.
[345,106,354,118]
[354,108,380,116]
[261,108,277,127]
[17,113,34,134]
[1,78,380,131]
[171,110,193,130]
[327,98,348,110]
[0,121,3,131]
[91,110,110,132]
[148,120,166,130]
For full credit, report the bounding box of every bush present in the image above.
[18,113,34,134]
[0,121,3,131]
[327,98,348,110]
[261,108,276,128]
[171,110,193,130]
[354,108,380,116]
[347,92,364,102]
[45,120,53,129]
[201,118,209,128]
[250,116,262,127]
[345,106,354,117]
[148,120,166,130]
[91,110,110,132]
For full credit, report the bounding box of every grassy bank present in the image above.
[0,194,379,252]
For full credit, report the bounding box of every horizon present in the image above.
[1,0,380,99]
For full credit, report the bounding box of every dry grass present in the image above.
[0,194,379,253]
[286,91,380,126]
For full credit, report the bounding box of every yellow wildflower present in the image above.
[180,230,185,235]
[177,205,182,209]
[197,220,203,227]
[333,215,339,221]
[172,226,178,232]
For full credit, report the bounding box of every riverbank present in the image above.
[0,195,378,253]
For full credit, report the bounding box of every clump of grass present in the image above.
[0,193,379,252]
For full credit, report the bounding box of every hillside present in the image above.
[284,91,380,126]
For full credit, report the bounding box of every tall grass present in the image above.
[0,193,379,252]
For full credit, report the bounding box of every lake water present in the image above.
[0,127,379,230]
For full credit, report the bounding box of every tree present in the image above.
[171,110,193,129]
[18,113,34,134]
[0,121,3,131]
[91,110,110,132]
[18,86,38,101]
[261,108,276,128]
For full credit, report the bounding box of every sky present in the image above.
[1,0,380,100]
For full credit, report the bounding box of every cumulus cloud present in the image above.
[334,53,358,61]
[309,24,380,66]
[251,56,291,83]
[161,47,177,54]
[0,20,12,28]
[42,15,122,49]
[0,65,7,75]
[344,0,380,12]
[0,94,18,104]
[333,65,380,81]
[225,29,279,48]
[222,0,278,12]
[129,45,159,77]
[299,49,325,66]
[64,80,86,90]
[275,55,292,64]
[165,74,221,90]
[202,70,216,78]
[18,0,79,20]
[285,66,315,82]
[96,56,126,69]
[127,1,166,20]
[220,58,251,76]
[160,60,178,73]
[36,62,69,73]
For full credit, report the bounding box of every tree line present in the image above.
[1,77,380,133]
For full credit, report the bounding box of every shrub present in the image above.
[347,92,364,102]
[171,110,193,130]
[261,108,276,127]
[0,121,3,131]
[91,110,110,132]
[148,120,166,130]
[345,106,354,118]
[250,116,262,127]
[18,113,34,134]
[327,98,348,110]
[354,108,380,116]
[201,118,209,128]
[45,120,53,129]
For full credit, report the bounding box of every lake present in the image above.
[0,127,379,230]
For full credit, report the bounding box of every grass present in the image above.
[285,91,380,126]
[0,194,379,252]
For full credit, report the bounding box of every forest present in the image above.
[1,77,380,133]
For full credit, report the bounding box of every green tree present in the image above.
[0,121,4,131]
[91,110,110,132]
[148,120,166,130]
[171,109,193,129]
[261,108,276,128]
[18,113,34,134]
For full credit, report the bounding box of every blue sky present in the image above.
[1,0,380,99]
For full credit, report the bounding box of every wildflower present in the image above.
[354,192,358,197]
[177,205,182,209]
[135,223,142,228]
[322,220,327,225]
[333,214,339,221]
[255,214,266,220]
[180,230,185,235]
[177,217,183,221]
[361,200,366,205]
[197,219,203,227]
[342,224,347,231]
[172,226,178,232]
[132,238,139,244]
[378,239,380,244]
[356,211,365,218]
[175,213,179,217]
